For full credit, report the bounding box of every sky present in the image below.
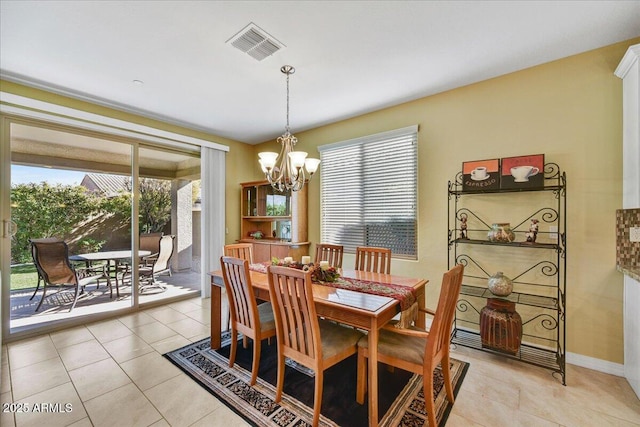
[11,165,87,186]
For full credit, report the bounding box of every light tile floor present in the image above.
[1,296,639,426]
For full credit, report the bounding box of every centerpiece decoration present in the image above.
[271,257,340,283]
[266,257,417,328]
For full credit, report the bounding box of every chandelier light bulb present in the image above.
[304,158,321,175]
[288,151,308,169]
[258,152,278,170]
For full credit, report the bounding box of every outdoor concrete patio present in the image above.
[10,270,202,331]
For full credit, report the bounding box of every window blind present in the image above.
[319,126,418,259]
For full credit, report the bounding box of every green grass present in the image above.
[10,264,39,291]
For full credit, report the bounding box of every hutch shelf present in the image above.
[448,163,567,385]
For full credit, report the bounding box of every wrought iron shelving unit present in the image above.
[448,163,566,385]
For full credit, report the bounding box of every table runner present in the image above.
[250,262,418,328]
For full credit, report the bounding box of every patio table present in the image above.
[70,250,151,297]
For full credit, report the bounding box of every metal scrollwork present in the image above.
[456,299,480,315]
[543,163,560,180]
[512,207,559,230]
[522,313,558,330]
[511,260,558,282]
[455,254,491,278]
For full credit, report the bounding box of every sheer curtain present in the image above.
[200,146,226,298]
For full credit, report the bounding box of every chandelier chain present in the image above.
[286,70,290,133]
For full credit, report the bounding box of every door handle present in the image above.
[3,220,17,238]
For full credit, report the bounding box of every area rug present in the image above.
[165,336,469,427]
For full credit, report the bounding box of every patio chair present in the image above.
[139,232,163,266]
[139,234,175,292]
[28,237,61,301]
[116,232,164,285]
[29,238,109,312]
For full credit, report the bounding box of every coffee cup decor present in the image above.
[510,165,539,182]
[462,158,500,191]
[500,154,544,189]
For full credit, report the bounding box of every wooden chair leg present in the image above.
[313,370,324,427]
[356,347,367,404]
[442,359,455,403]
[275,351,285,403]
[250,338,261,386]
[424,373,436,427]
[229,329,237,368]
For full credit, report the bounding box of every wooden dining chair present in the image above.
[224,243,257,328]
[314,243,344,268]
[29,238,108,312]
[224,243,254,264]
[220,256,276,385]
[354,246,391,274]
[355,264,464,427]
[267,265,364,426]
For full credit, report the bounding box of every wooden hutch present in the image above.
[238,180,310,263]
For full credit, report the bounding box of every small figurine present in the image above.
[459,213,468,239]
[526,219,539,243]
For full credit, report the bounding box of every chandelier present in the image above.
[258,65,320,192]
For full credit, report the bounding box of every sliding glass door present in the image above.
[0,117,201,338]
[6,119,135,333]
[136,145,201,306]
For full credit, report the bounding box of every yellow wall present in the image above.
[253,38,640,364]
[2,37,638,363]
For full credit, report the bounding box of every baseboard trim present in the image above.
[566,351,625,377]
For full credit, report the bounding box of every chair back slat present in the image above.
[314,244,344,268]
[355,246,391,274]
[268,265,319,360]
[220,256,259,331]
[426,264,464,358]
[224,243,254,264]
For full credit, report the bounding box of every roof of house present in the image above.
[81,173,130,197]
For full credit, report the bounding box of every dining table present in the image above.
[209,266,428,427]
[70,249,152,297]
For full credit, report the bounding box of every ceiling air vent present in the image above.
[227,23,284,61]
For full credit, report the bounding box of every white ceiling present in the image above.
[1,1,639,145]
